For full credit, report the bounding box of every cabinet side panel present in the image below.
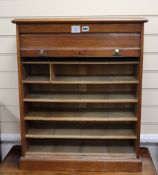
[16,25,27,156]
[136,23,144,158]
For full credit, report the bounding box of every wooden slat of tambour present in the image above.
[22,61,139,65]
[25,111,137,122]
[26,144,135,157]
[25,128,136,139]
[20,33,140,48]
[24,93,138,103]
[21,49,140,57]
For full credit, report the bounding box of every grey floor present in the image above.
[142,143,158,173]
[1,142,158,173]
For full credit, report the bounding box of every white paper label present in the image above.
[82,26,89,32]
[71,26,80,33]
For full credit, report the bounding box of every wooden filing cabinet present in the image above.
[12,18,147,172]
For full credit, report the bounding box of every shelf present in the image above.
[26,127,136,139]
[21,56,139,64]
[27,143,135,157]
[25,111,137,122]
[22,61,139,65]
[22,75,138,84]
[23,76,50,83]
[24,93,138,103]
[52,76,138,84]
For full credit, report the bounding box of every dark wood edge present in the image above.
[12,18,148,24]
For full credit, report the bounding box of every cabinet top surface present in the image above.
[12,17,148,24]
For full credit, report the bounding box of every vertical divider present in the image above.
[50,64,56,83]
[49,64,52,82]
[22,65,27,80]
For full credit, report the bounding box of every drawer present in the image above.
[20,33,141,57]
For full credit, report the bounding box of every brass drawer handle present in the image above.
[39,49,47,57]
[113,48,121,56]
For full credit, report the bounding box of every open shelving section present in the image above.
[25,121,136,139]
[22,58,139,85]
[22,57,139,159]
[26,139,136,159]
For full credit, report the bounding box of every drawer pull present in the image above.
[39,49,47,57]
[113,49,121,56]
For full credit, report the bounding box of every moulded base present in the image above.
[20,154,142,172]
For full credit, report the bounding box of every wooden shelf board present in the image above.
[22,75,138,84]
[26,144,136,157]
[22,61,139,65]
[24,93,138,103]
[25,128,136,139]
[23,76,50,83]
[25,111,137,122]
[52,76,138,84]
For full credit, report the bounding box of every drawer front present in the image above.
[20,33,141,57]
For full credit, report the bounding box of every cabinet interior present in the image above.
[21,56,139,157]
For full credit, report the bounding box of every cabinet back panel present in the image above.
[25,102,136,111]
[25,84,137,93]
[55,64,137,76]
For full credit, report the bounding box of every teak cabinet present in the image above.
[12,18,147,172]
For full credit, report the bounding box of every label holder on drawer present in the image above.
[71,26,80,33]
